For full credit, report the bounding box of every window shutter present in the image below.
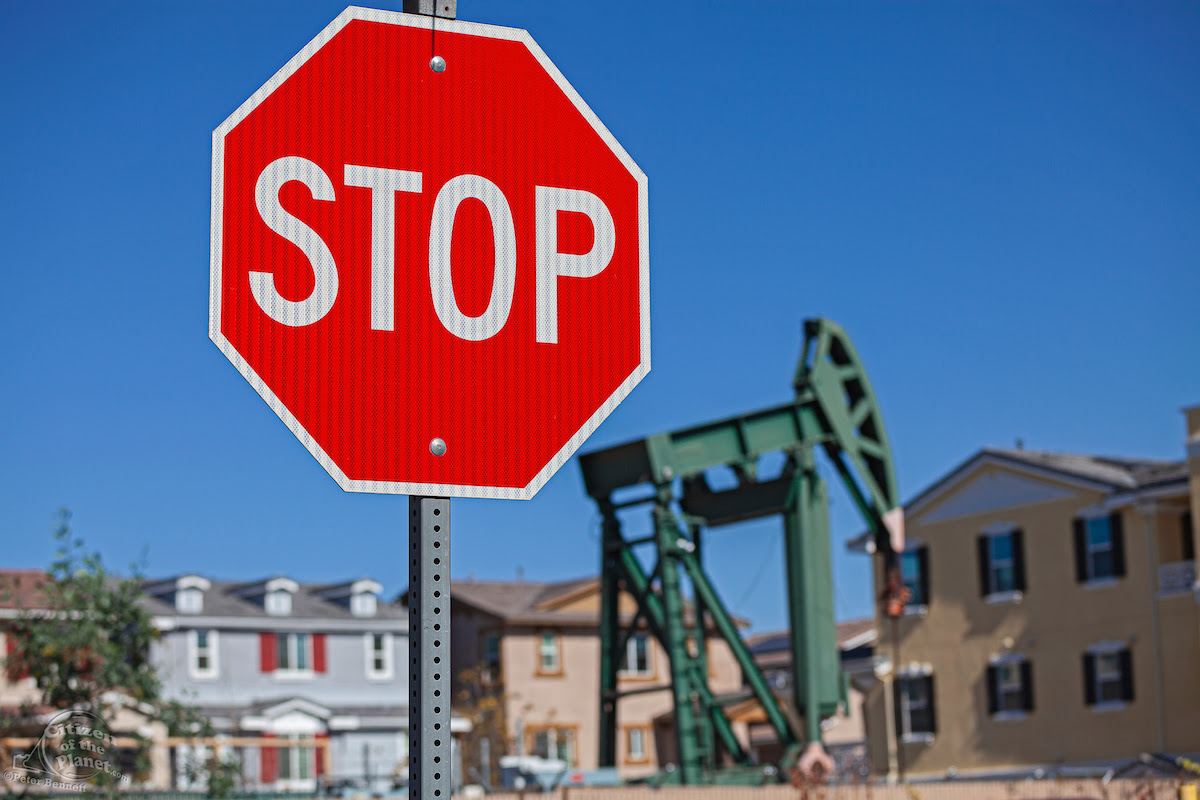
[1083,653,1097,706]
[1020,660,1034,711]
[925,675,937,735]
[261,733,277,783]
[977,536,990,596]
[917,547,931,606]
[1073,518,1088,583]
[260,632,276,673]
[314,732,328,778]
[313,633,327,673]
[893,677,904,737]
[1011,528,1027,592]
[5,631,29,680]
[985,665,999,715]
[1109,513,1126,578]
[1119,649,1134,702]
[1183,512,1195,561]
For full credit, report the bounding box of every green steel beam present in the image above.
[579,318,901,784]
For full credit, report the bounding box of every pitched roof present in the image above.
[446,576,750,628]
[746,618,876,656]
[139,576,406,620]
[0,570,51,610]
[848,447,1189,552]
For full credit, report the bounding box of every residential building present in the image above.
[853,406,1200,780]
[447,576,749,781]
[143,575,424,793]
[735,619,876,778]
[1,569,173,789]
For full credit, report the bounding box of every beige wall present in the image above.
[451,593,746,780]
[868,461,1200,778]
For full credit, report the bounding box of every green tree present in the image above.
[1,511,235,796]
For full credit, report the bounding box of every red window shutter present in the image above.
[314,732,328,777]
[261,733,278,783]
[260,632,276,673]
[5,631,29,680]
[313,633,327,673]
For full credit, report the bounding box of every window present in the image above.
[1073,513,1126,583]
[483,634,500,682]
[276,633,311,672]
[177,588,203,614]
[537,631,561,675]
[277,735,312,780]
[625,727,649,764]
[265,590,292,616]
[900,546,929,609]
[365,632,393,679]
[531,727,575,765]
[350,593,377,617]
[894,674,936,741]
[977,528,1025,598]
[189,629,218,679]
[986,659,1032,717]
[620,633,653,677]
[1084,647,1133,708]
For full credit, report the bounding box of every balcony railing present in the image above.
[1158,560,1195,595]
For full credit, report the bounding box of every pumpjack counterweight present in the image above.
[579,319,903,784]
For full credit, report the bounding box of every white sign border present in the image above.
[210,6,650,501]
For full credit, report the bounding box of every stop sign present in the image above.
[210,8,649,500]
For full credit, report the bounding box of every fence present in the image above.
[476,780,1187,800]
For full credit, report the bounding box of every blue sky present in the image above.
[2,1,1197,633]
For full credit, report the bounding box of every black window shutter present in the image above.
[1183,512,1195,562]
[926,675,937,734]
[977,536,991,596]
[893,677,904,736]
[1012,528,1027,592]
[1119,649,1134,702]
[1073,518,1088,583]
[1083,653,1097,706]
[1020,660,1034,711]
[985,665,999,715]
[1110,512,1126,577]
[917,546,930,605]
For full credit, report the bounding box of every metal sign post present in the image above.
[409,496,451,799]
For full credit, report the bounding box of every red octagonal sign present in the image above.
[210,8,649,500]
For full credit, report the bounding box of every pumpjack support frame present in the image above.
[579,319,903,783]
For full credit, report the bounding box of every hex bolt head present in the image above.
[430,438,447,456]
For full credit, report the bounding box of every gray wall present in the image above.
[153,626,409,707]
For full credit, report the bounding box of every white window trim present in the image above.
[1090,700,1128,713]
[900,732,935,745]
[902,604,929,617]
[265,590,293,616]
[187,629,219,680]
[274,632,315,679]
[627,727,646,760]
[1083,576,1120,591]
[620,633,654,676]
[992,710,1028,722]
[177,587,204,614]
[984,590,1023,606]
[538,631,561,673]
[365,632,394,680]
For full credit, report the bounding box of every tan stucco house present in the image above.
[854,406,1200,780]
[447,576,748,781]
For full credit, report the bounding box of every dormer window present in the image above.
[351,592,377,617]
[177,587,203,614]
[265,590,292,616]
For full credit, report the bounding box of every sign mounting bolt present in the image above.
[430,55,446,73]
[430,438,447,457]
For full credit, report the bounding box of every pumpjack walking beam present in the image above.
[580,319,904,783]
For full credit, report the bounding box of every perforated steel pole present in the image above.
[409,496,451,800]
